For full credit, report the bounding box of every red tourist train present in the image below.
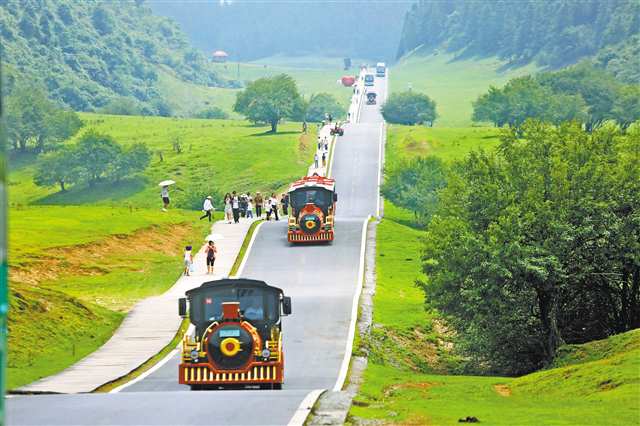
[178,279,292,390]
[287,174,338,243]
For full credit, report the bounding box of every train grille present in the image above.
[288,232,333,242]
[183,365,279,383]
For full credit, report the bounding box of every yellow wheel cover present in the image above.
[220,337,241,357]
[305,219,317,229]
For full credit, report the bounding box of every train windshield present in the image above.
[290,187,333,211]
[364,74,374,83]
[190,286,280,324]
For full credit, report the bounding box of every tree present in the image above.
[5,85,82,153]
[381,91,437,125]
[195,107,229,119]
[382,156,447,224]
[420,121,640,375]
[100,97,145,116]
[305,93,345,123]
[33,148,78,192]
[612,85,640,129]
[233,74,304,132]
[74,131,121,185]
[111,143,151,182]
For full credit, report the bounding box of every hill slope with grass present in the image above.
[7,115,314,389]
[0,0,225,112]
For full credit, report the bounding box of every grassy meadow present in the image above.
[390,50,538,127]
[7,113,315,389]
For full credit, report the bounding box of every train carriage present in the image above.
[178,279,291,390]
[287,174,337,243]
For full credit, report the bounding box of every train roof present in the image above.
[288,175,336,192]
[186,278,284,296]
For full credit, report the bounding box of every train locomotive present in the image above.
[178,278,292,390]
[287,174,338,243]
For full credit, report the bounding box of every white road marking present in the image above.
[287,388,326,426]
[233,221,265,278]
[333,215,370,392]
[109,348,179,393]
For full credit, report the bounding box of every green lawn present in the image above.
[390,50,538,127]
[385,125,502,168]
[9,114,314,208]
[8,111,315,389]
[350,330,640,425]
[157,56,357,117]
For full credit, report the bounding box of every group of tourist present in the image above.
[221,191,289,223]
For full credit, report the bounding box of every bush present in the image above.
[305,93,345,122]
[381,91,437,125]
[99,97,145,116]
[195,107,229,119]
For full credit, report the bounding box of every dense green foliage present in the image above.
[473,63,640,130]
[382,157,446,224]
[421,122,640,375]
[381,91,437,125]
[305,93,345,123]
[398,0,640,82]
[34,131,151,191]
[233,74,304,132]
[5,85,82,153]
[0,0,224,112]
[194,107,229,120]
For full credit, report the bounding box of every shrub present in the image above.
[381,91,437,125]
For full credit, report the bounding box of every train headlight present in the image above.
[190,349,199,361]
[261,349,271,360]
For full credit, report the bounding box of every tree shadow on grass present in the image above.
[249,130,299,137]
[34,177,148,205]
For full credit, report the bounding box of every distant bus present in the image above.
[364,74,374,86]
[376,62,386,77]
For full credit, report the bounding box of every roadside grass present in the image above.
[8,212,212,390]
[390,50,538,127]
[8,206,195,266]
[9,115,314,207]
[229,219,264,276]
[350,330,640,425]
[385,125,502,168]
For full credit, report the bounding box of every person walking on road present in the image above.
[183,245,193,276]
[161,185,170,211]
[205,240,217,274]
[314,152,319,169]
[246,195,254,218]
[200,196,214,222]
[303,121,308,133]
[322,151,327,167]
[265,196,272,221]
[271,193,280,221]
[255,192,263,218]
[281,193,289,215]
[231,191,240,223]
[224,193,233,223]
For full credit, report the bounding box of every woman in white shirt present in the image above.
[270,193,279,221]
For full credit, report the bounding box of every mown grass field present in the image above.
[157,55,357,117]
[390,50,538,127]
[350,330,640,425]
[8,113,315,389]
[9,114,314,208]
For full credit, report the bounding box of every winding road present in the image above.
[7,71,387,426]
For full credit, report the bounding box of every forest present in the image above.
[0,0,226,113]
[398,0,640,82]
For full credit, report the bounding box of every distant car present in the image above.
[364,74,374,86]
[366,92,377,105]
[376,62,386,77]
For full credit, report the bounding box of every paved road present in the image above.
[7,71,387,426]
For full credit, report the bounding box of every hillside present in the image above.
[0,0,226,112]
[398,0,640,83]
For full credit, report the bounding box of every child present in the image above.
[246,196,254,219]
[183,245,193,276]
[205,241,217,274]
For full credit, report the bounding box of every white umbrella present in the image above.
[158,180,176,187]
